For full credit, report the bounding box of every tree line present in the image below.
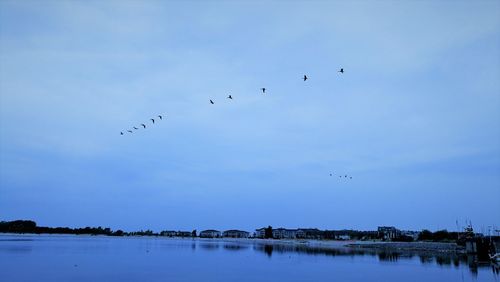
[0,220,126,236]
[0,220,472,243]
[0,220,197,237]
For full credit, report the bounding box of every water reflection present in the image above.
[223,244,248,251]
[1,235,497,281]
[264,244,273,257]
[198,241,250,252]
[378,252,399,262]
[199,243,219,250]
[0,245,33,253]
[252,242,499,277]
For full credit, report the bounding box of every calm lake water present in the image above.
[0,234,498,282]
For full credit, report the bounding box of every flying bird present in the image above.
[158,115,162,120]
[338,68,344,73]
[350,177,352,179]
[141,124,146,128]
[127,130,133,133]
[133,127,138,130]
[345,175,347,178]
[261,88,266,94]
[150,118,155,124]
[210,99,214,104]
[227,95,233,99]
[120,132,124,135]
[330,173,332,176]
[303,75,308,81]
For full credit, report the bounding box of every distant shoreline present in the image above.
[0,233,465,254]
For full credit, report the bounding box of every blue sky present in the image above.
[1,0,499,233]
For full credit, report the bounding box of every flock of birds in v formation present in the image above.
[119,68,352,180]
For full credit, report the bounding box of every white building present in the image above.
[336,234,351,240]
[255,228,266,238]
[199,230,221,238]
[223,230,249,238]
[273,228,297,239]
[160,230,177,237]
[378,226,401,240]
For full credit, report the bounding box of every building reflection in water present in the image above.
[223,244,249,251]
[199,242,220,250]
[264,244,273,257]
[252,242,499,277]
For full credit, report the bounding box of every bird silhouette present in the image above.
[133,126,138,130]
[210,99,214,104]
[158,115,162,120]
[345,175,347,178]
[120,132,124,135]
[338,68,344,73]
[303,75,308,81]
[330,173,332,176]
[261,88,266,94]
[127,130,133,133]
[150,118,155,124]
[350,177,352,179]
[141,124,146,128]
[227,95,233,99]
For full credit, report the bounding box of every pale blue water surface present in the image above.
[0,234,498,282]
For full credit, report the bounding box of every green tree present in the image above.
[113,230,124,236]
[265,226,273,239]
[418,229,433,241]
[433,230,450,241]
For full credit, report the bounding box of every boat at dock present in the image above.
[491,253,499,263]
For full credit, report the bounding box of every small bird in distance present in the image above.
[338,68,344,74]
[303,75,308,81]
[141,124,146,129]
[261,88,266,94]
[150,118,155,124]
[210,99,214,104]
[158,115,163,120]
[227,95,233,99]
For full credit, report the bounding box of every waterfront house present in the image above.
[199,230,221,238]
[336,234,351,240]
[160,230,177,237]
[223,230,250,238]
[273,228,298,239]
[378,226,401,240]
[297,228,323,239]
[255,228,266,238]
[176,231,192,237]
